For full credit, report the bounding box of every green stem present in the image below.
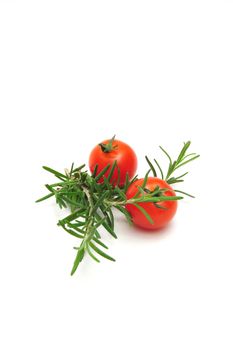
[104,195,183,207]
[70,185,96,275]
[99,135,117,153]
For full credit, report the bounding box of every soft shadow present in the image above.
[128,222,174,238]
[115,214,176,242]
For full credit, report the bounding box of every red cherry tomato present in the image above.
[125,177,178,230]
[89,136,137,187]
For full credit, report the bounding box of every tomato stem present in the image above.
[99,135,118,153]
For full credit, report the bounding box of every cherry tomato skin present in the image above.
[89,139,137,187]
[125,177,178,230]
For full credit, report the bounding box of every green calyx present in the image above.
[99,135,118,153]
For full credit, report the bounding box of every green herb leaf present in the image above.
[71,247,85,275]
[133,203,154,224]
[145,156,157,177]
[94,164,111,181]
[43,166,68,180]
[89,242,116,262]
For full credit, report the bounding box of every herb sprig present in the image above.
[145,141,200,197]
[36,141,198,275]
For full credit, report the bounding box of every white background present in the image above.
[0,1,233,349]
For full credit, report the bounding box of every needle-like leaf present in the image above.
[133,203,154,224]
[70,247,85,275]
[36,141,199,275]
[89,242,116,262]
